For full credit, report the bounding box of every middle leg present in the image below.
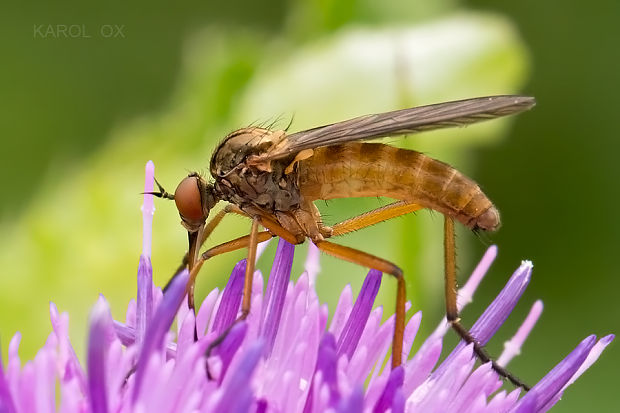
[313,240,407,368]
[319,201,424,367]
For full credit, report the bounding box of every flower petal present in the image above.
[141,160,155,257]
[337,270,382,359]
[540,334,614,411]
[87,296,112,413]
[259,238,294,356]
[470,260,533,345]
[133,269,189,402]
[336,386,364,413]
[213,341,264,412]
[0,353,16,413]
[217,321,249,382]
[562,334,614,390]
[435,260,532,379]
[498,300,543,367]
[136,254,153,348]
[513,391,537,413]
[212,260,246,335]
[49,302,86,392]
[329,284,353,338]
[303,333,339,412]
[373,365,404,413]
[511,335,597,412]
[305,241,321,286]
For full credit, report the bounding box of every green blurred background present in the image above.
[0,1,617,411]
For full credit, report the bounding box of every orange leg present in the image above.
[200,205,248,250]
[316,201,422,368]
[170,204,249,280]
[242,219,260,317]
[201,218,305,377]
[444,216,529,390]
[186,212,304,331]
[330,201,423,237]
[256,215,306,245]
[186,225,273,311]
[313,240,406,368]
[246,202,417,366]
[194,216,305,316]
[198,204,417,373]
[326,202,529,388]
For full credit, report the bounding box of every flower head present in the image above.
[0,161,613,412]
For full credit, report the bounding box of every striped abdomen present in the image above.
[297,143,499,231]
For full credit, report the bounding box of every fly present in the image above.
[151,95,536,388]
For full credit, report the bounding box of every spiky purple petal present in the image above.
[216,321,248,382]
[0,354,16,413]
[565,334,614,389]
[141,160,155,254]
[87,297,111,413]
[435,260,532,380]
[136,161,155,351]
[373,365,404,413]
[498,300,543,367]
[315,333,340,409]
[136,255,153,348]
[337,270,381,359]
[49,302,86,392]
[336,386,364,413]
[212,260,246,335]
[213,341,264,413]
[133,269,189,401]
[513,391,538,413]
[260,238,294,356]
[513,335,596,412]
[470,260,533,345]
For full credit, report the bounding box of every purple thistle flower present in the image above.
[0,161,613,412]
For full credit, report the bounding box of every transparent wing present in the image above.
[261,95,535,160]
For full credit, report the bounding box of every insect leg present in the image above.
[166,204,249,292]
[330,201,424,237]
[192,215,303,293]
[194,217,262,322]
[200,217,304,316]
[184,229,273,311]
[188,204,249,274]
[256,215,306,244]
[312,240,406,368]
[242,218,260,318]
[444,216,458,322]
[202,220,305,379]
[200,205,248,251]
[444,216,530,390]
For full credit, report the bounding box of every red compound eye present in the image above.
[174,176,204,223]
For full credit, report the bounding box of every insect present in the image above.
[152,95,536,388]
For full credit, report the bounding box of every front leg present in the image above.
[165,204,249,291]
[201,217,305,377]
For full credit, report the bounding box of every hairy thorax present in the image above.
[210,127,302,212]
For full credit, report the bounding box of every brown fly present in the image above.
[151,95,536,388]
